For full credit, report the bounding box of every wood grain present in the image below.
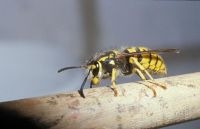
[0,72,200,129]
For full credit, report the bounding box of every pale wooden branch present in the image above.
[1,72,200,129]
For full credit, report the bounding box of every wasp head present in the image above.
[86,60,102,86]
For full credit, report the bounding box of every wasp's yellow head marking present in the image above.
[87,64,96,70]
[91,77,100,85]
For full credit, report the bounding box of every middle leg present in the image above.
[110,68,118,96]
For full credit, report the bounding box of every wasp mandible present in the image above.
[58,47,180,98]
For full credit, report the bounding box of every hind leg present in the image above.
[147,80,167,89]
[130,57,166,89]
[142,69,166,89]
[134,68,157,97]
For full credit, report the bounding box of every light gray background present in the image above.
[0,1,199,128]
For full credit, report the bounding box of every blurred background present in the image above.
[0,1,199,128]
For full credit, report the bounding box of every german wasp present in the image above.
[58,47,180,98]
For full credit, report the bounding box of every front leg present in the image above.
[110,68,118,96]
[90,82,93,88]
[130,57,166,96]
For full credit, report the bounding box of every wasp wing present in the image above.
[117,48,180,58]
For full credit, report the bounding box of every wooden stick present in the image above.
[1,72,200,129]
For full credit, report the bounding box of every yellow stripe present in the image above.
[149,65,155,70]
[99,56,108,62]
[160,63,165,70]
[155,59,162,68]
[126,47,136,53]
[140,55,150,64]
[112,50,119,54]
[139,47,149,64]
[159,63,167,74]
[142,63,149,69]
[148,53,157,70]
[154,67,160,71]
[138,47,148,51]
[149,53,157,66]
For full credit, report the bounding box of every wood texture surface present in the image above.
[0,72,200,129]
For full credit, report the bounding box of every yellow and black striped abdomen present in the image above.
[124,47,167,75]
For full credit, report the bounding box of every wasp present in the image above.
[58,47,180,98]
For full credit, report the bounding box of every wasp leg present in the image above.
[130,57,151,77]
[129,57,156,96]
[130,57,166,90]
[133,67,146,81]
[144,70,166,89]
[90,82,93,88]
[147,80,167,89]
[142,69,166,89]
[142,69,167,89]
[134,68,156,97]
[129,57,150,80]
[110,68,118,96]
[144,70,153,80]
